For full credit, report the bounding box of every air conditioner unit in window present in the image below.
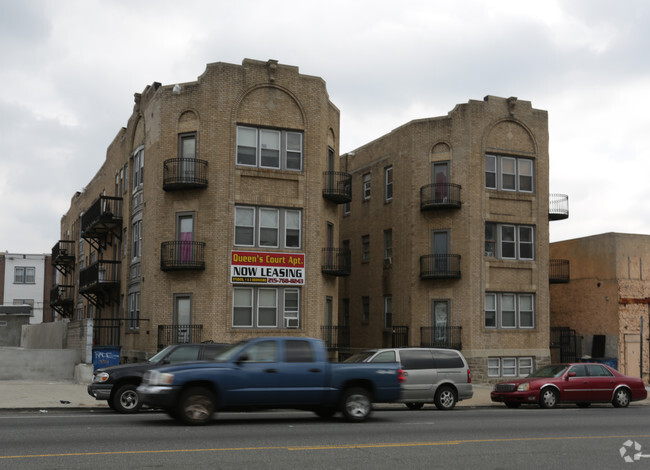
[383,257,392,267]
[285,318,299,329]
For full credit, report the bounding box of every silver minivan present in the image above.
[345,348,473,410]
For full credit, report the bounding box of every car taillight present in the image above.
[467,369,472,383]
[398,369,406,383]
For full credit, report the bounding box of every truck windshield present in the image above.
[148,346,175,364]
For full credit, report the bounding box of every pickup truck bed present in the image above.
[138,337,403,425]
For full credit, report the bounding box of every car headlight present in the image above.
[516,383,530,392]
[148,370,175,386]
[93,372,110,383]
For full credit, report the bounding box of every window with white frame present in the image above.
[236,126,303,170]
[234,206,301,249]
[485,154,534,192]
[488,357,535,377]
[127,291,140,330]
[362,173,371,200]
[14,267,35,284]
[132,147,144,191]
[232,286,300,328]
[384,166,393,201]
[132,219,142,259]
[361,235,370,262]
[485,223,534,260]
[485,293,535,329]
[384,295,392,329]
[383,229,392,265]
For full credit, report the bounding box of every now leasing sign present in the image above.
[231,251,305,285]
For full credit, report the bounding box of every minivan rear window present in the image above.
[432,350,464,369]
[399,350,435,369]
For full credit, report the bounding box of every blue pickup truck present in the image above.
[137,337,404,425]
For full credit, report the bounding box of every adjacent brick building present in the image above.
[339,96,568,380]
[550,233,650,381]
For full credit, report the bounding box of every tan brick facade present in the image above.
[57,59,341,360]
[340,96,553,381]
[550,233,650,381]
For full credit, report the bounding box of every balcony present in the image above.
[321,325,350,349]
[50,285,75,318]
[79,260,121,308]
[162,158,208,191]
[80,196,123,250]
[51,240,75,276]
[157,324,203,350]
[322,171,352,204]
[420,254,461,280]
[420,183,462,211]
[549,259,570,284]
[549,193,569,220]
[160,241,206,271]
[420,326,462,350]
[321,248,351,276]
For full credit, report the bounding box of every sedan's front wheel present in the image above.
[612,388,631,408]
[539,387,559,409]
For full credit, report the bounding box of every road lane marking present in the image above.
[2,434,650,460]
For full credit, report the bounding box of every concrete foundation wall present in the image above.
[21,321,67,349]
[0,347,82,381]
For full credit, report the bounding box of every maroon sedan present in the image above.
[491,363,648,409]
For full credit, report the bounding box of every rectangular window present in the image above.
[519,357,534,376]
[383,229,392,265]
[233,286,300,329]
[132,220,142,259]
[234,206,301,249]
[236,126,303,171]
[502,358,517,376]
[362,296,370,324]
[14,267,35,284]
[132,148,144,190]
[127,292,140,330]
[384,295,392,329]
[485,293,535,329]
[488,358,501,377]
[361,235,370,262]
[485,154,534,192]
[485,223,535,260]
[179,133,196,159]
[363,173,371,200]
[384,166,393,201]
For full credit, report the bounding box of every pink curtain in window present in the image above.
[180,232,192,263]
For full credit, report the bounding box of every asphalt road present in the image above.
[1,405,649,469]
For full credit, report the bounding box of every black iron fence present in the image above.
[79,260,121,291]
[160,241,206,270]
[419,254,461,279]
[549,259,570,283]
[93,319,121,346]
[322,171,352,203]
[383,326,409,348]
[321,247,351,276]
[81,195,123,233]
[321,325,350,349]
[162,158,208,190]
[420,326,462,350]
[420,183,462,210]
[157,324,204,350]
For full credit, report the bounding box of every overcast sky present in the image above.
[1,0,649,254]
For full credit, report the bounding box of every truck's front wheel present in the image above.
[176,387,216,425]
[341,387,372,422]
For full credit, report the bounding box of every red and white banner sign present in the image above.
[230,251,305,285]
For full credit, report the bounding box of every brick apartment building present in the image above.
[52,59,569,378]
[339,96,569,380]
[53,59,344,361]
[550,233,650,381]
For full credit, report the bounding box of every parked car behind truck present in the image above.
[345,347,473,410]
[137,337,404,425]
[88,342,228,413]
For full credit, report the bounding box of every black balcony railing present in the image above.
[50,285,75,318]
[549,193,569,220]
[420,254,461,280]
[162,158,208,190]
[51,240,75,276]
[420,183,462,210]
[322,171,352,204]
[160,241,206,271]
[549,259,570,283]
[80,195,123,239]
[93,318,121,346]
[321,248,351,276]
[157,324,203,350]
[420,326,462,350]
[321,325,350,349]
[383,326,409,348]
[79,260,121,292]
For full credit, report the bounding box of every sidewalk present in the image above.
[0,381,647,410]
